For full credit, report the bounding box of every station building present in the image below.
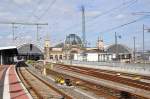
[44,34,132,63]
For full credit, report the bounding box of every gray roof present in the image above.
[17,44,43,55]
[54,42,64,48]
[106,44,132,54]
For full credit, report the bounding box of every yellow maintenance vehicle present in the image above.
[55,76,72,86]
[55,76,65,85]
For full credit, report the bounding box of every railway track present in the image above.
[52,63,149,99]
[46,68,119,99]
[73,66,150,80]
[47,67,147,99]
[55,64,150,91]
[16,62,71,99]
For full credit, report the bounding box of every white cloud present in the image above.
[86,11,101,17]
[13,0,32,5]
[6,34,13,39]
[0,12,11,17]
[0,11,18,21]
[24,35,32,39]
[115,14,125,19]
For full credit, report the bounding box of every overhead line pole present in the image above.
[12,23,15,41]
[115,32,118,60]
[0,21,48,42]
[133,36,136,62]
[81,6,87,61]
[82,6,86,47]
[143,24,145,61]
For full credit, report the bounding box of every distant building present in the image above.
[44,33,132,63]
[135,51,150,63]
[106,44,132,62]
[97,36,104,51]
[44,34,84,61]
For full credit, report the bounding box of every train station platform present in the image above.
[2,65,32,99]
[0,65,9,99]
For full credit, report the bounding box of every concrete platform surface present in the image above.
[3,65,31,99]
[0,65,9,99]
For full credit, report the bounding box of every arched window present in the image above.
[50,55,53,59]
[59,55,62,59]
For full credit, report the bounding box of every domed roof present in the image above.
[65,34,82,45]
[106,44,132,53]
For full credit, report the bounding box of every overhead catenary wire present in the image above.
[0,21,48,41]
[93,0,138,19]
[27,0,43,20]
[24,0,57,37]
[98,15,148,34]
[10,0,43,21]
[12,0,56,21]
[62,0,138,33]
[132,12,150,16]
[35,0,57,20]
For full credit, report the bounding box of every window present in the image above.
[50,55,53,59]
[59,55,62,59]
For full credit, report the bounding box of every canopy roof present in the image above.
[0,46,17,51]
[17,44,43,55]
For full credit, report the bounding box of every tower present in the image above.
[81,6,86,47]
[44,39,50,60]
[97,36,104,51]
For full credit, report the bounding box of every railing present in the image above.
[61,60,150,75]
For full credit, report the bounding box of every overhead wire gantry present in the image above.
[0,21,48,42]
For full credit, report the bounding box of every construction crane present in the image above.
[0,21,48,42]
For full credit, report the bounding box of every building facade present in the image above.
[44,34,132,63]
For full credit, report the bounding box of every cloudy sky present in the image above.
[0,0,150,51]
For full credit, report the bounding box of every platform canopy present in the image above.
[0,46,18,65]
[0,44,43,65]
[0,46,17,51]
[17,44,43,60]
[17,44,43,55]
